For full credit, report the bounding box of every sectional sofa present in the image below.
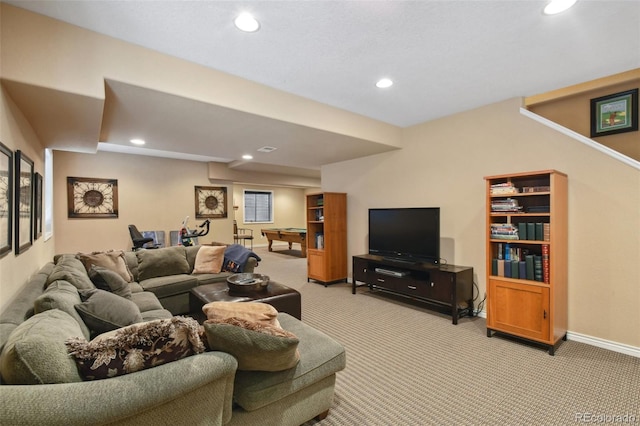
[0,245,346,425]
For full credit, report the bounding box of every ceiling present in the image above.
[3,0,640,178]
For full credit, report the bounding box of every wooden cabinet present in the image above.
[485,170,567,354]
[306,192,347,284]
[352,254,474,324]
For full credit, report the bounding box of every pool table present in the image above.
[261,228,307,257]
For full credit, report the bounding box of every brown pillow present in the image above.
[193,246,226,274]
[77,251,133,282]
[203,317,299,372]
[66,316,205,380]
[202,301,280,328]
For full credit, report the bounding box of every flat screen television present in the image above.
[368,207,440,264]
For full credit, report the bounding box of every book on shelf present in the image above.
[542,244,550,284]
[315,232,324,249]
[519,261,526,279]
[535,223,544,241]
[490,182,519,195]
[497,259,505,276]
[504,260,512,278]
[521,186,550,193]
[511,260,520,279]
[534,255,543,282]
[518,222,527,240]
[491,223,519,239]
[525,255,535,281]
[491,198,523,212]
[543,223,550,241]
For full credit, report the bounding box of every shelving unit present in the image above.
[306,192,347,285]
[485,170,568,355]
[352,254,474,324]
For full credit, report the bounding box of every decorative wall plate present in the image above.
[195,186,227,218]
[67,177,118,218]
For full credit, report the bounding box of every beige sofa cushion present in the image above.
[0,309,84,384]
[193,246,226,274]
[77,251,133,282]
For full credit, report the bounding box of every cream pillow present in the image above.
[193,246,226,274]
[202,301,280,328]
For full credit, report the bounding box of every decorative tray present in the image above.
[227,273,270,293]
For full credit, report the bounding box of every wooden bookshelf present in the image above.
[306,192,347,285]
[485,170,568,355]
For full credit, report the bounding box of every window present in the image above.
[243,190,273,223]
[43,148,53,240]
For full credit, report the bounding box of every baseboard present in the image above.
[474,310,639,358]
[566,331,640,358]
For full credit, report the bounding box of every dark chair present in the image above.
[233,220,254,249]
[128,225,154,251]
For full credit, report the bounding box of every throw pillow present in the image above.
[34,280,91,340]
[88,265,132,299]
[77,250,133,282]
[0,309,84,384]
[136,246,190,281]
[75,289,143,335]
[203,317,299,371]
[202,301,280,327]
[65,316,205,380]
[193,245,226,274]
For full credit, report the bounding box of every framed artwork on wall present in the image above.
[0,142,13,257]
[33,172,43,240]
[195,186,227,218]
[67,177,119,218]
[15,150,34,255]
[590,88,638,137]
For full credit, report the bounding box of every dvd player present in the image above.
[374,267,409,277]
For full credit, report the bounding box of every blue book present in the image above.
[519,261,527,279]
[504,260,512,278]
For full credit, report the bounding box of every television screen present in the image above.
[368,207,440,264]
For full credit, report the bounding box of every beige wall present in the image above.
[232,184,309,247]
[53,151,235,253]
[322,97,640,348]
[0,88,56,312]
[528,78,640,161]
[1,3,639,350]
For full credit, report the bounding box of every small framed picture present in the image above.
[0,142,13,257]
[15,150,34,255]
[195,186,227,218]
[590,89,638,137]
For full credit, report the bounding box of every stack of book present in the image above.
[491,198,523,212]
[491,254,546,282]
[490,223,519,240]
[515,222,550,241]
[490,182,519,195]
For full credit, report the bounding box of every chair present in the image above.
[234,220,254,249]
[128,225,155,251]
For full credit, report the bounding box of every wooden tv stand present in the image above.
[352,254,474,324]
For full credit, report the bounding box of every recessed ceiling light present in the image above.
[543,0,577,15]
[257,146,277,153]
[242,154,253,160]
[130,138,145,145]
[376,78,393,89]
[234,13,260,32]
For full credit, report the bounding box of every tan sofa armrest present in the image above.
[0,351,237,426]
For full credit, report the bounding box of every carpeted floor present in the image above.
[253,245,639,425]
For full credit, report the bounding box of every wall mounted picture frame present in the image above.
[195,186,227,218]
[15,150,34,255]
[33,172,43,240]
[590,88,638,137]
[67,177,119,218]
[0,142,13,257]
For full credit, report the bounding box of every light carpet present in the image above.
[252,245,639,425]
